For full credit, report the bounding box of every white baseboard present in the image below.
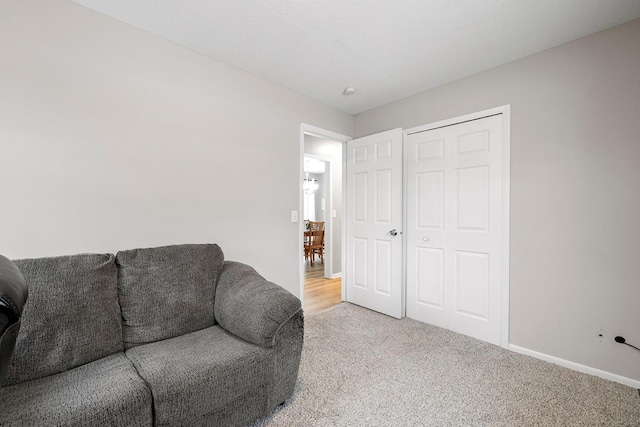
[331,273,342,279]
[509,344,640,389]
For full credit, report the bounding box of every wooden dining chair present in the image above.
[304,221,325,266]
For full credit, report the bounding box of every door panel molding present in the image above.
[345,128,403,319]
[404,105,510,348]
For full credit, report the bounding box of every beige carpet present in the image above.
[253,303,640,426]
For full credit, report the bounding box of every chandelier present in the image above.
[304,172,318,194]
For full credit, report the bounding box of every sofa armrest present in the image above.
[0,254,28,386]
[214,261,301,348]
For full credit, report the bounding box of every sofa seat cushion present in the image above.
[6,254,123,386]
[116,244,224,349]
[0,353,152,427]
[126,325,271,426]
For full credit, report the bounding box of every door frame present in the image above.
[403,105,511,348]
[299,124,351,306]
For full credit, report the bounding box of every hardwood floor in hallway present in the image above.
[303,261,342,315]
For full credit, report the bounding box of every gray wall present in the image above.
[0,0,352,296]
[305,136,343,277]
[355,19,640,382]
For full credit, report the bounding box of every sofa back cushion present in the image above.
[116,244,224,349]
[4,254,123,386]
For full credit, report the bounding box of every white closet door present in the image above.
[406,115,503,345]
[345,129,403,319]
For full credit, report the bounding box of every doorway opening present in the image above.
[300,124,350,314]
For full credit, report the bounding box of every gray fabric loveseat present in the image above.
[0,243,303,426]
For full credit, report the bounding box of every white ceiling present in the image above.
[70,0,640,115]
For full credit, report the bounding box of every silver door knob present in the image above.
[422,237,430,242]
[389,229,398,236]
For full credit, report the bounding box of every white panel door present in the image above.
[346,128,403,318]
[406,115,503,345]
